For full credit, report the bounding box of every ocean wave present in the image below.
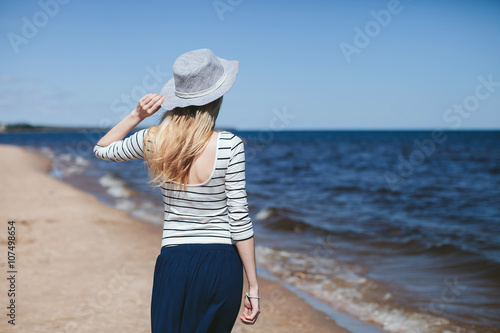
[256,207,320,233]
[35,146,90,177]
[263,217,312,233]
[116,198,163,225]
[256,245,465,333]
[489,167,500,175]
[98,172,135,198]
[370,237,498,261]
[255,206,297,220]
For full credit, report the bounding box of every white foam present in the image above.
[112,197,163,225]
[35,147,90,177]
[255,245,465,333]
[98,173,133,198]
[115,198,136,211]
[39,146,56,159]
[131,208,163,225]
[256,207,272,220]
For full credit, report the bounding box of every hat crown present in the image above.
[160,48,238,110]
[173,49,225,95]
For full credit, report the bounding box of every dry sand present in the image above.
[0,144,348,333]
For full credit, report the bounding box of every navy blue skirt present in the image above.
[150,243,243,333]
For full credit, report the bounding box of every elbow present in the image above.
[233,233,254,242]
[92,146,101,159]
[92,142,124,162]
[230,221,254,241]
[93,145,112,161]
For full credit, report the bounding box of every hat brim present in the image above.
[160,57,239,111]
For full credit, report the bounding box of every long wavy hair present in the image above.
[143,96,223,192]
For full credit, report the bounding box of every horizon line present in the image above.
[1,123,499,132]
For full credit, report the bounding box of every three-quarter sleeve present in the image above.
[225,136,254,241]
[93,128,149,162]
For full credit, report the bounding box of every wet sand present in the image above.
[0,144,348,333]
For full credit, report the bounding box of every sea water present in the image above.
[2,129,499,333]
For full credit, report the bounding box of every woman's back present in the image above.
[93,128,254,247]
[160,130,253,247]
[188,130,219,184]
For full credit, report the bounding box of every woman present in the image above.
[93,48,260,332]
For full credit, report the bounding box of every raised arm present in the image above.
[93,128,149,162]
[93,94,164,161]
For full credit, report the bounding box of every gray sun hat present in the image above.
[160,48,239,110]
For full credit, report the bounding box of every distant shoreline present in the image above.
[0,123,108,133]
[1,123,498,133]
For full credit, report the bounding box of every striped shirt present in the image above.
[93,129,254,247]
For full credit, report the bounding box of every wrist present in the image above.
[248,285,259,294]
[129,109,146,122]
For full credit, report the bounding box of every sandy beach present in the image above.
[0,144,348,333]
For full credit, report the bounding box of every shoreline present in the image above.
[0,144,349,332]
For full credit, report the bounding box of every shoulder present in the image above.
[137,127,151,136]
[219,130,244,147]
[217,131,245,161]
[137,127,153,143]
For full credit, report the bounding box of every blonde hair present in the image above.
[143,97,222,192]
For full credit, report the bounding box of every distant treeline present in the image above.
[0,123,109,133]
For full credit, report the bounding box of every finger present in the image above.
[245,306,257,320]
[144,94,158,106]
[240,311,249,321]
[245,299,259,318]
[151,96,165,112]
[138,95,152,109]
[247,307,260,320]
[239,315,256,324]
[145,94,162,109]
[140,94,154,104]
[244,310,256,321]
[243,306,250,318]
[240,313,258,325]
[147,95,163,112]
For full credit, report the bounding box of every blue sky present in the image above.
[0,0,499,130]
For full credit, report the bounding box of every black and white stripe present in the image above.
[93,130,254,246]
[93,128,148,161]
